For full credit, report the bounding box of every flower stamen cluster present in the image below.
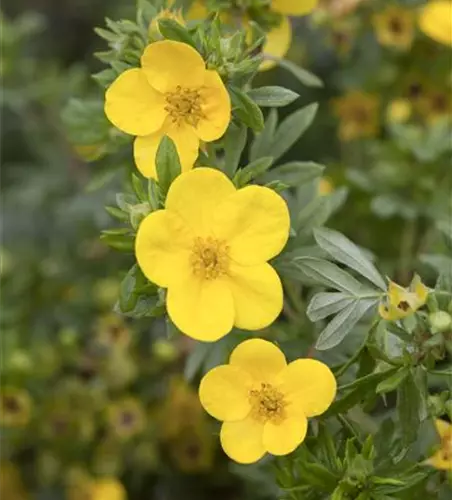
[249,383,287,424]
[191,237,230,280]
[165,86,206,127]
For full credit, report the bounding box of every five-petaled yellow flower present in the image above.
[419,1,452,47]
[373,6,415,51]
[426,419,452,470]
[199,338,336,464]
[379,275,429,321]
[68,478,127,500]
[135,168,290,341]
[105,40,231,178]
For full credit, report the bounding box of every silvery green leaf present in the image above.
[263,161,325,187]
[250,108,277,161]
[307,292,355,322]
[247,86,299,107]
[314,227,387,290]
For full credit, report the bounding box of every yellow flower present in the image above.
[259,17,292,71]
[333,91,380,141]
[107,398,146,439]
[168,426,215,473]
[373,6,415,51]
[272,0,319,16]
[135,168,290,341]
[149,7,185,38]
[68,478,127,500]
[94,314,131,351]
[0,388,32,428]
[318,177,334,196]
[386,98,412,123]
[104,41,231,179]
[419,1,452,47]
[426,419,452,470]
[419,89,452,123]
[378,275,429,321]
[199,338,336,464]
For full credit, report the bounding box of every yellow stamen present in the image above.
[190,237,230,280]
[165,86,205,127]
[249,383,287,424]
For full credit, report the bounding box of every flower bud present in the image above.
[429,311,452,333]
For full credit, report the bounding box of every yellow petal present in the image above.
[277,359,337,417]
[91,479,126,500]
[263,415,307,455]
[419,1,452,47]
[141,40,206,93]
[199,365,252,421]
[229,338,286,382]
[166,168,236,235]
[167,275,234,341]
[220,417,266,464]
[411,275,429,305]
[135,210,193,288]
[260,16,292,72]
[228,262,283,330]
[435,419,452,439]
[272,0,318,16]
[426,449,452,470]
[134,123,199,179]
[195,70,231,141]
[214,185,290,265]
[105,68,166,136]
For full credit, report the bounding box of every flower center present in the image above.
[165,86,205,127]
[3,395,21,413]
[190,237,230,280]
[389,17,404,34]
[249,383,287,424]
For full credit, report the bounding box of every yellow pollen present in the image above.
[190,237,229,280]
[249,383,287,424]
[165,85,205,127]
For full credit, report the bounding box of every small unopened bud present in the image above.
[429,311,452,333]
[152,339,177,363]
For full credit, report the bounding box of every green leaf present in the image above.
[269,57,324,88]
[234,156,274,187]
[270,103,318,161]
[315,298,378,350]
[105,206,129,222]
[131,173,147,203]
[247,86,299,107]
[250,108,278,161]
[223,122,247,177]
[297,462,338,491]
[262,161,324,187]
[119,265,139,313]
[158,18,196,48]
[294,257,363,294]
[314,228,387,291]
[397,370,421,445]
[230,87,265,131]
[155,135,182,195]
[100,233,135,252]
[376,367,409,394]
[307,292,355,321]
[184,342,213,381]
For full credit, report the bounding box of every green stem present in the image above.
[337,414,363,444]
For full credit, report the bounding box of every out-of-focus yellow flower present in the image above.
[94,314,131,351]
[259,17,292,71]
[199,338,336,464]
[168,425,214,473]
[333,91,380,141]
[426,419,452,470]
[379,275,429,321]
[272,0,319,16]
[329,23,356,56]
[419,90,452,123]
[159,378,214,472]
[149,7,185,38]
[0,462,28,500]
[386,99,412,123]
[318,177,334,196]
[419,1,452,47]
[68,477,127,500]
[105,40,231,178]
[135,168,290,341]
[373,6,415,51]
[318,0,366,18]
[107,398,146,440]
[0,388,32,428]
[160,378,205,440]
